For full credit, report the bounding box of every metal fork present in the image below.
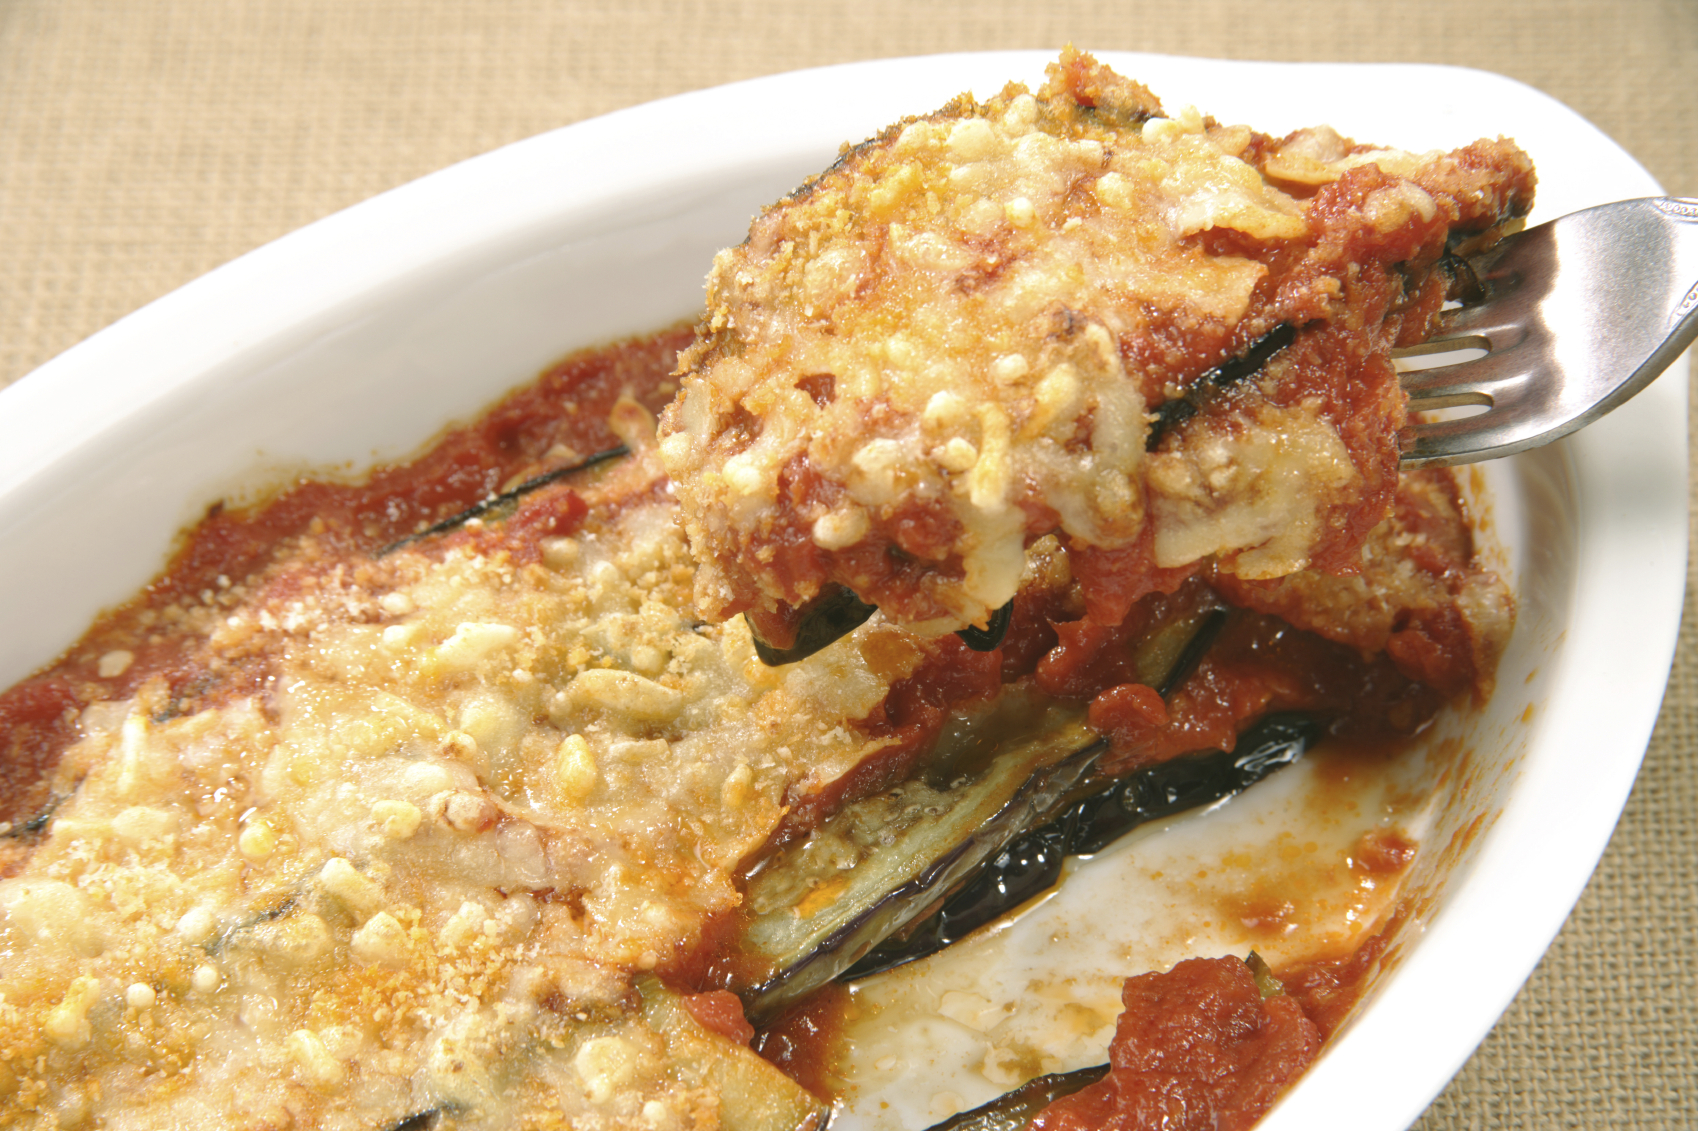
[1396,197,1698,467]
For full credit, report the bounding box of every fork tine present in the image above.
[1401,403,1557,466]
[1399,418,1497,466]
[1399,355,1538,466]
[1399,197,1698,466]
[1399,348,1536,410]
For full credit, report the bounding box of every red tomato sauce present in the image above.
[754,984,854,1100]
[682,990,758,1047]
[830,570,1446,802]
[1024,911,1405,1131]
[1277,917,1399,1041]
[1031,956,1321,1131]
[0,325,691,845]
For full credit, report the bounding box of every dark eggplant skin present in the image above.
[0,796,61,840]
[379,1113,442,1131]
[925,1065,1111,1131]
[204,893,300,957]
[735,602,1291,1015]
[734,709,1107,1023]
[1144,322,1297,451]
[752,593,1014,667]
[747,583,879,666]
[842,713,1323,980]
[956,599,1015,652]
[377,443,629,556]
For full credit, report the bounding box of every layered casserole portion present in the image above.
[659,48,1533,656]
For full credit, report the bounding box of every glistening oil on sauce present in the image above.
[0,326,694,870]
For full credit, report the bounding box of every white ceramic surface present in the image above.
[0,52,1685,1131]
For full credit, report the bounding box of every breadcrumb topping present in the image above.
[660,48,1533,636]
[0,433,860,1129]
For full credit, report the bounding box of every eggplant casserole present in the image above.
[0,52,1525,1131]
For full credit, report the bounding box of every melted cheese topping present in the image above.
[1146,397,1359,577]
[660,50,1533,636]
[0,439,888,1129]
[664,61,1319,629]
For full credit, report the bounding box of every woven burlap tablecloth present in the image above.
[2,2,1693,1127]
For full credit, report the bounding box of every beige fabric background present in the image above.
[1,1,1693,1127]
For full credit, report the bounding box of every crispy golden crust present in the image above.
[659,49,1534,636]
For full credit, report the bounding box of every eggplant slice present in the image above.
[733,700,1106,1023]
[842,712,1323,980]
[638,978,831,1131]
[732,595,1314,1021]
[372,441,1318,1117]
[731,708,1321,1022]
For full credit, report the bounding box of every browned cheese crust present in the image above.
[658,48,1535,644]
